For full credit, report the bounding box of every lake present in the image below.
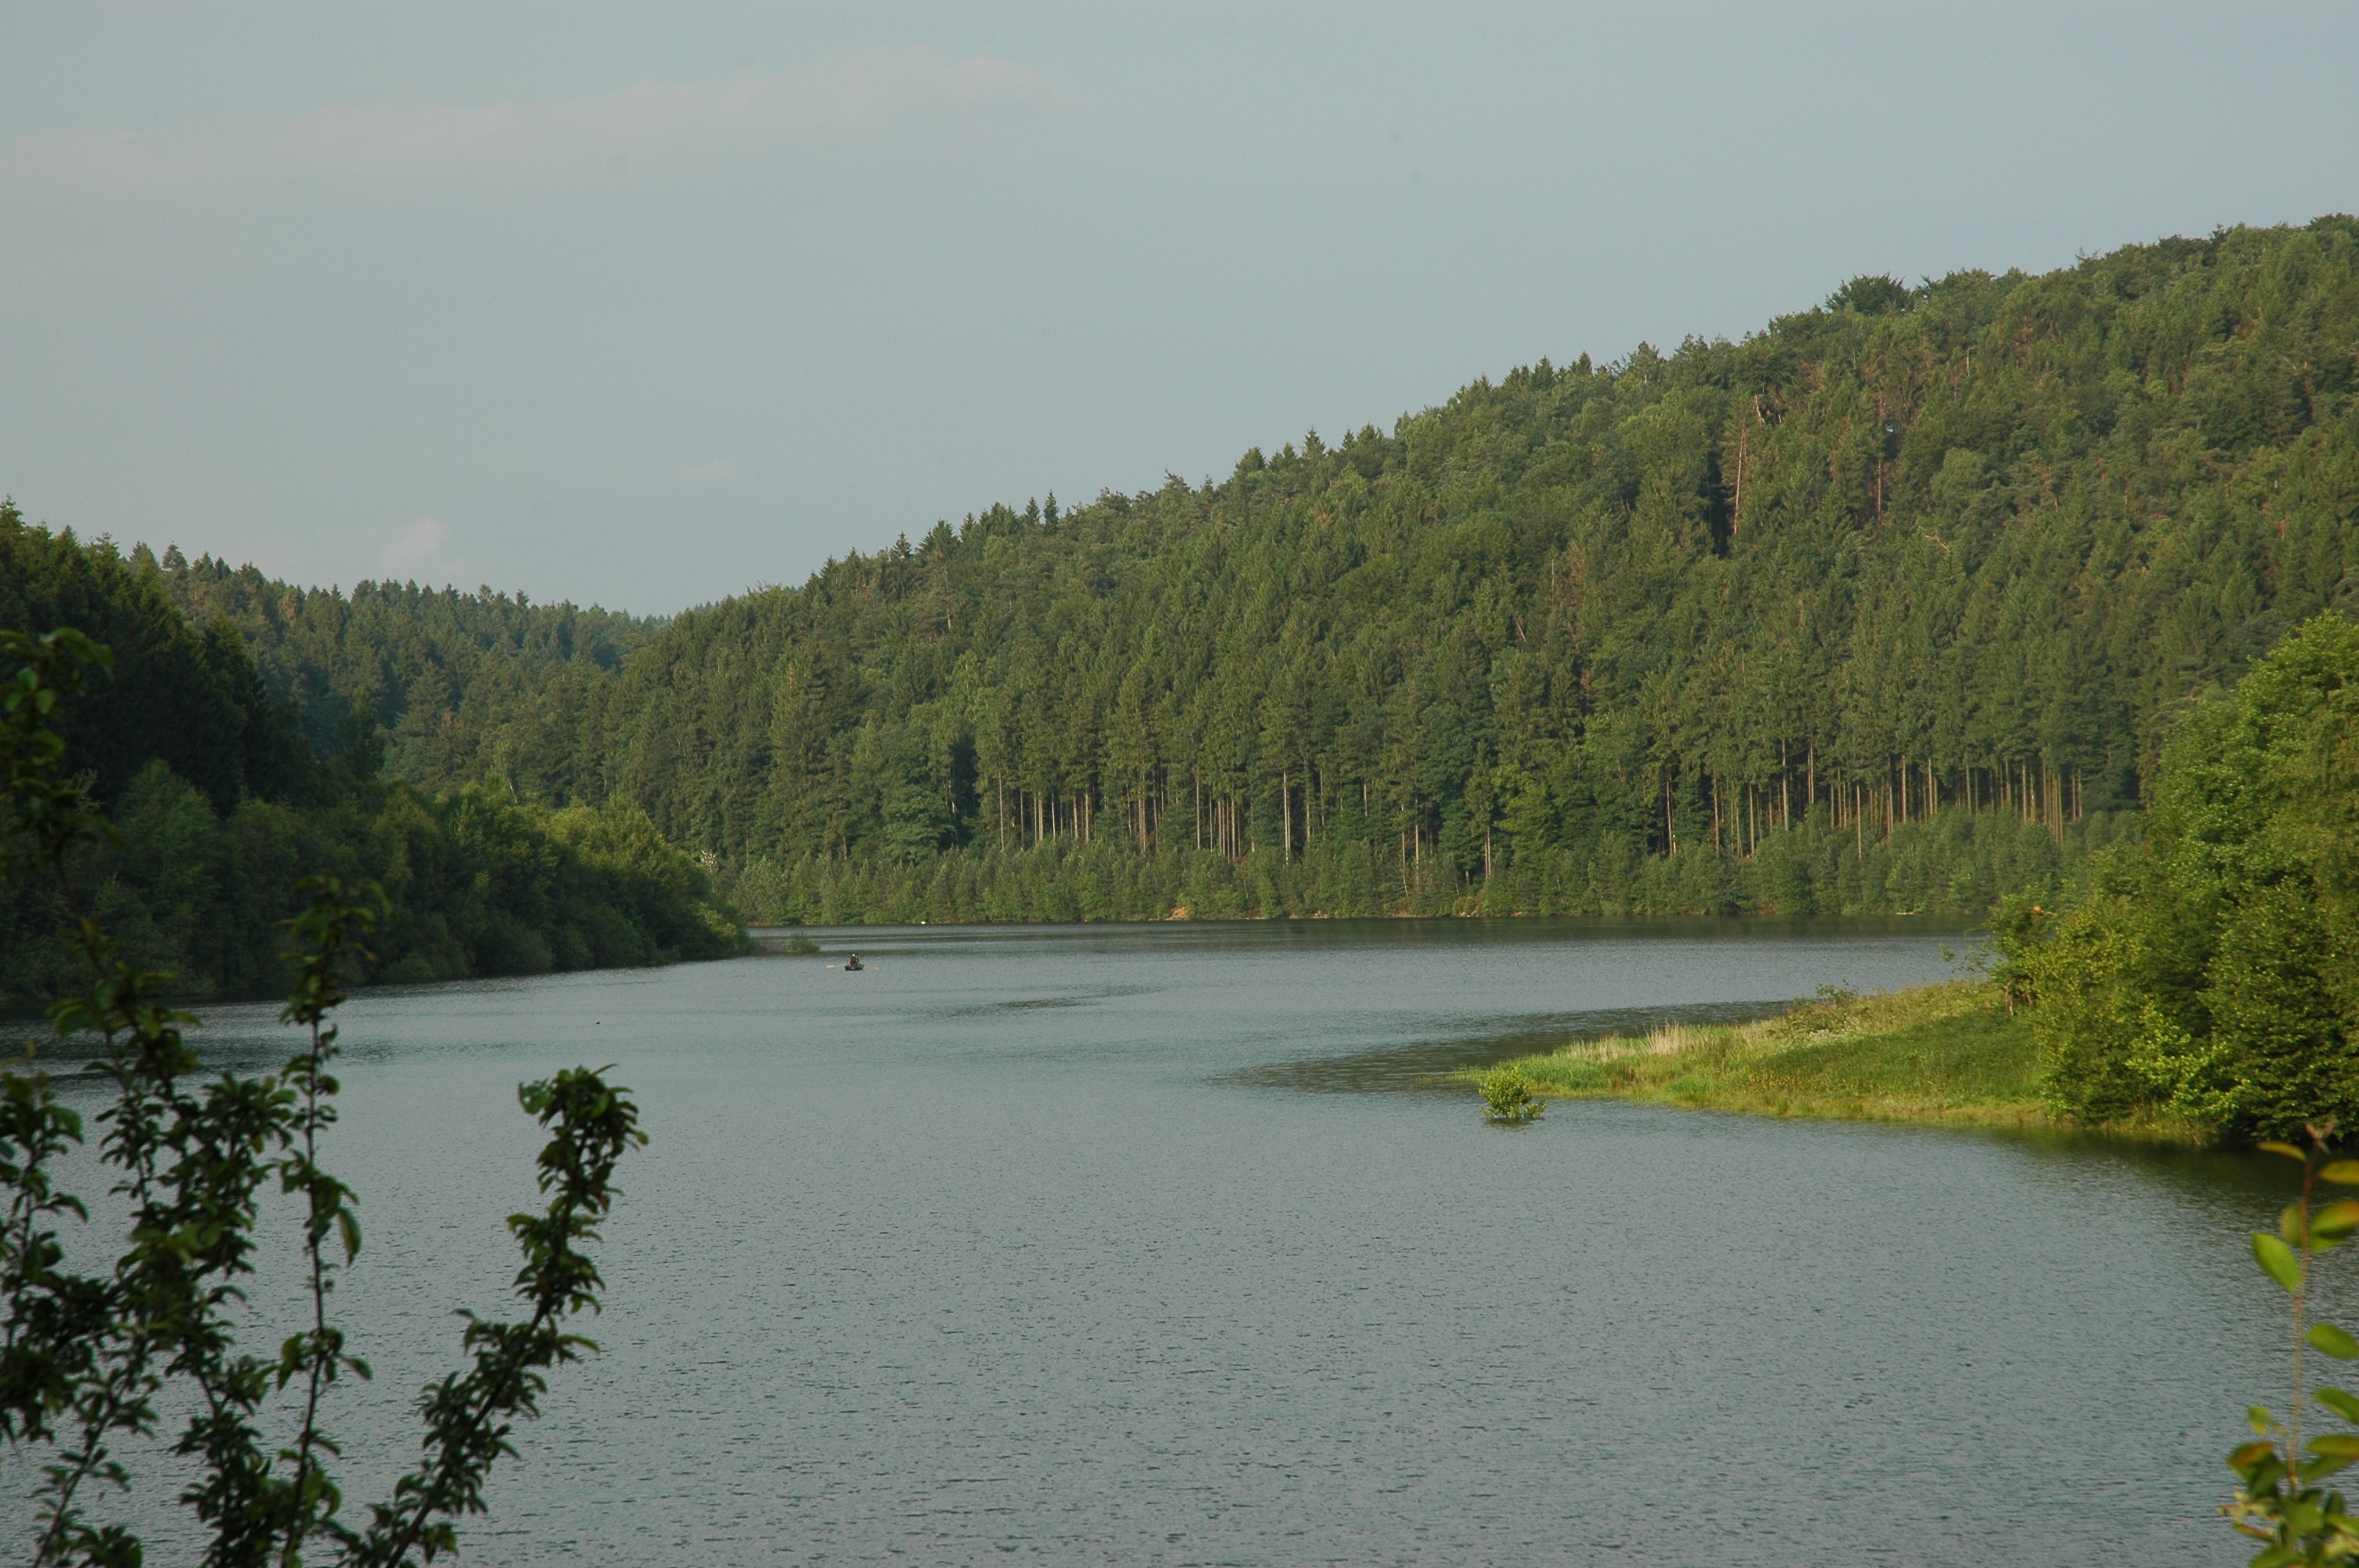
[23,919,2301,1564]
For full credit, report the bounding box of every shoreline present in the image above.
[1462,978,2203,1144]
[746,909,1988,937]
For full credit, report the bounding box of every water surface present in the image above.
[27,920,2305,1564]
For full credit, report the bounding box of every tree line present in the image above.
[2006,611,2359,1143]
[26,216,2359,924]
[0,508,736,1007]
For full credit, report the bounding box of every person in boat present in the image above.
[843,953,863,971]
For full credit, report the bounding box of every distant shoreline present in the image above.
[746,909,1989,938]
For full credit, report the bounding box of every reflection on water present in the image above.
[23,918,2322,1566]
[934,985,1158,1020]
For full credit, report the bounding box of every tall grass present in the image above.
[1468,980,2059,1129]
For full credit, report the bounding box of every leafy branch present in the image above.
[350,1065,644,1566]
[2230,1124,2359,1565]
[2,627,647,1566]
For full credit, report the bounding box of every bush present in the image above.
[1478,1064,1545,1124]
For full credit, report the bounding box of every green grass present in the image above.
[1464,980,2063,1130]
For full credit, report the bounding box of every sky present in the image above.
[3,2,2355,615]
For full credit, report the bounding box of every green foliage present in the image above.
[1,628,114,882]
[714,808,2124,925]
[0,509,313,812]
[1478,1064,1544,1124]
[19,220,2359,927]
[2226,1131,2359,1564]
[1475,979,2047,1128]
[2007,613,2359,1141]
[562,220,2355,915]
[0,762,740,1007]
[346,1062,644,1567]
[0,624,646,1565]
[33,221,2359,921]
[1,536,743,1008]
[146,547,654,802]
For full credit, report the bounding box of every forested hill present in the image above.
[154,550,660,798]
[0,510,736,1006]
[591,218,2357,920]
[24,217,2359,926]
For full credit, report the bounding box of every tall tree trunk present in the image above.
[1733,401,1749,531]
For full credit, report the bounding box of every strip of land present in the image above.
[1464,980,2125,1134]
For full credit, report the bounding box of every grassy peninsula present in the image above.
[1471,979,2064,1131]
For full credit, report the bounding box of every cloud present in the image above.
[0,49,1063,195]
[379,517,449,579]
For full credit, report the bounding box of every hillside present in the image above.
[598,219,2357,920]
[21,216,2358,925]
[154,551,659,802]
[0,511,736,1005]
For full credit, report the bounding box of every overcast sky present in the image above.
[4,2,2354,615]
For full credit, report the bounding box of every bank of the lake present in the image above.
[1467,978,2201,1141]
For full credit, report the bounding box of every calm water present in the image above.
[20,920,2310,1564]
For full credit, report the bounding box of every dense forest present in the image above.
[604,219,2354,920]
[154,548,657,798]
[0,510,737,1008]
[2008,612,2359,1142]
[14,216,2359,929]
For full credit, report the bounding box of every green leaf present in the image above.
[2254,1405,2281,1435]
[2321,1387,2359,1423]
[2313,1324,2359,1359]
[2254,1544,2300,1568]
[2262,1141,2310,1162]
[2283,1203,2310,1244]
[2312,1434,2359,1458]
[2323,1161,2359,1185]
[2256,1232,2306,1293]
[2233,1439,2279,1468]
[2318,1200,2359,1240]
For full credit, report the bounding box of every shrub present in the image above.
[1478,1064,1545,1124]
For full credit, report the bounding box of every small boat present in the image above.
[842,954,863,971]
